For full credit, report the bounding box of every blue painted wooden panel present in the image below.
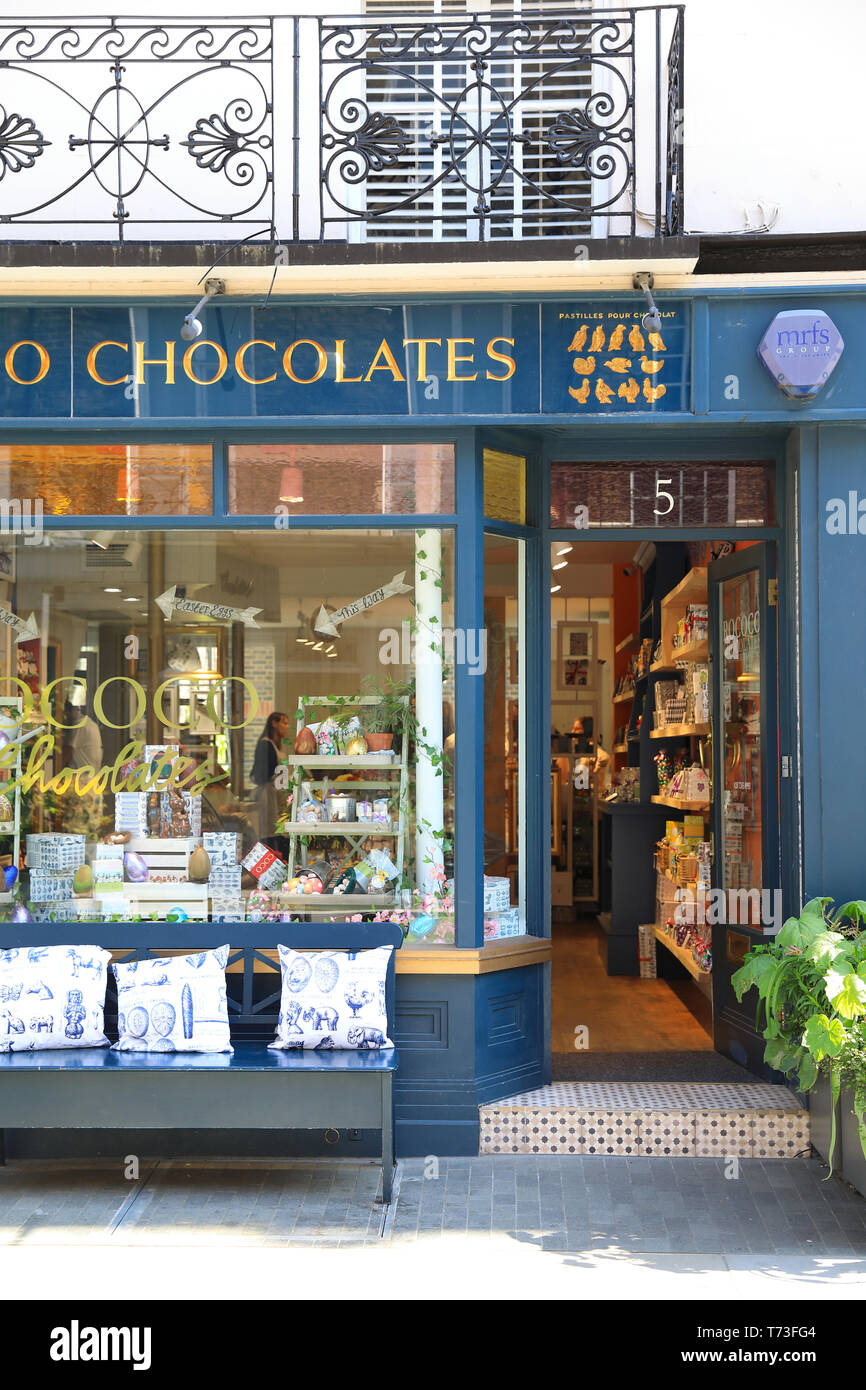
[798,424,866,902]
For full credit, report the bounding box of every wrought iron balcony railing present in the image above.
[0,8,683,245]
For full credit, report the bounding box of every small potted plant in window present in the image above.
[361,675,412,753]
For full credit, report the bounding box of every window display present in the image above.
[0,527,454,936]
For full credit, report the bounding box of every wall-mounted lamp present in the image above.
[633,272,663,335]
[180,277,226,342]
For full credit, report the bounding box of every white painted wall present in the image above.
[664,0,866,235]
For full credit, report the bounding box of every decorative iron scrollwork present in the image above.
[322,107,411,178]
[0,106,47,179]
[183,102,273,184]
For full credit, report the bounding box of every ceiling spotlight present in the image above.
[553,561,568,571]
[180,277,226,342]
[312,641,324,651]
[550,584,561,594]
[633,271,662,335]
[123,596,139,602]
[556,546,573,556]
[104,587,121,594]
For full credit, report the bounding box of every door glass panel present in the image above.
[719,568,763,900]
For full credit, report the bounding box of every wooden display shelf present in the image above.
[280,822,396,835]
[615,631,639,654]
[651,794,710,814]
[278,892,395,909]
[613,744,629,754]
[613,687,635,703]
[649,723,709,739]
[653,924,711,982]
[285,754,397,768]
[671,638,708,662]
[649,660,679,674]
[661,567,708,610]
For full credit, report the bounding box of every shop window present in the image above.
[0,443,212,516]
[549,461,776,529]
[483,533,525,940]
[0,527,454,936]
[484,449,526,524]
[227,443,454,516]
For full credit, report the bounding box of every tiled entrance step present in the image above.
[480,1081,809,1159]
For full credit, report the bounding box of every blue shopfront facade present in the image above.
[1,284,864,1157]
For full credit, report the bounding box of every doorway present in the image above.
[548,534,781,1082]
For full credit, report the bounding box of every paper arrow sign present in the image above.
[155,587,262,628]
[314,572,412,636]
[0,604,38,644]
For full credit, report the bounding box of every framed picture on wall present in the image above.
[556,621,598,693]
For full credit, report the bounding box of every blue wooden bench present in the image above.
[0,923,402,1203]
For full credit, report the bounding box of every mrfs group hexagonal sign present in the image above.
[757,308,844,400]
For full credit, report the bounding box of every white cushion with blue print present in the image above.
[112,944,232,1053]
[270,944,394,1050]
[0,944,110,1053]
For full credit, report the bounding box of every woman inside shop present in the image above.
[250,711,289,839]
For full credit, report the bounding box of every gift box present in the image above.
[203,832,241,866]
[114,793,147,833]
[29,871,75,901]
[25,834,86,872]
[482,876,510,912]
[93,858,124,893]
[483,907,522,939]
[242,842,288,891]
[209,866,243,894]
[210,895,246,923]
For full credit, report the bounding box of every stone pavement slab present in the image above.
[0,1153,864,1256]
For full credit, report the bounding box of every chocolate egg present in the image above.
[123,851,149,883]
[294,727,317,755]
[344,735,369,756]
[188,847,211,883]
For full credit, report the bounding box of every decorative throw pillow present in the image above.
[112,944,232,1053]
[270,945,394,1051]
[0,944,110,1053]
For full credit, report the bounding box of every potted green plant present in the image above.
[360,674,412,752]
[732,896,866,1191]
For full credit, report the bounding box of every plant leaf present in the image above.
[826,969,866,1020]
[802,1013,846,1061]
[797,1051,819,1092]
[804,931,850,971]
[732,951,776,1002]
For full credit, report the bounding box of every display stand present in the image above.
[283,695,409,914]
[0,696,23,906]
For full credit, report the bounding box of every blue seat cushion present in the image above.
[0,1043,399,1073]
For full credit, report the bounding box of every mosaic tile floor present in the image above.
[480,1081,809,1159]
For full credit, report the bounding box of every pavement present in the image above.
[2,1153,866,1299]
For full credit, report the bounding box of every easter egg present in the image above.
[303,879,317,894]
[3,865,17,890]
[344,735,368,757]
[310,880,323,893]
[123,851,149,883]
[9,904,32,923]
[409,914,437,938]
[72,864,92,896]
[294,727,317,755]
[188,847,211,883]
[286,878,301,894]
[166,907,189,923]
[0,794,12,823]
